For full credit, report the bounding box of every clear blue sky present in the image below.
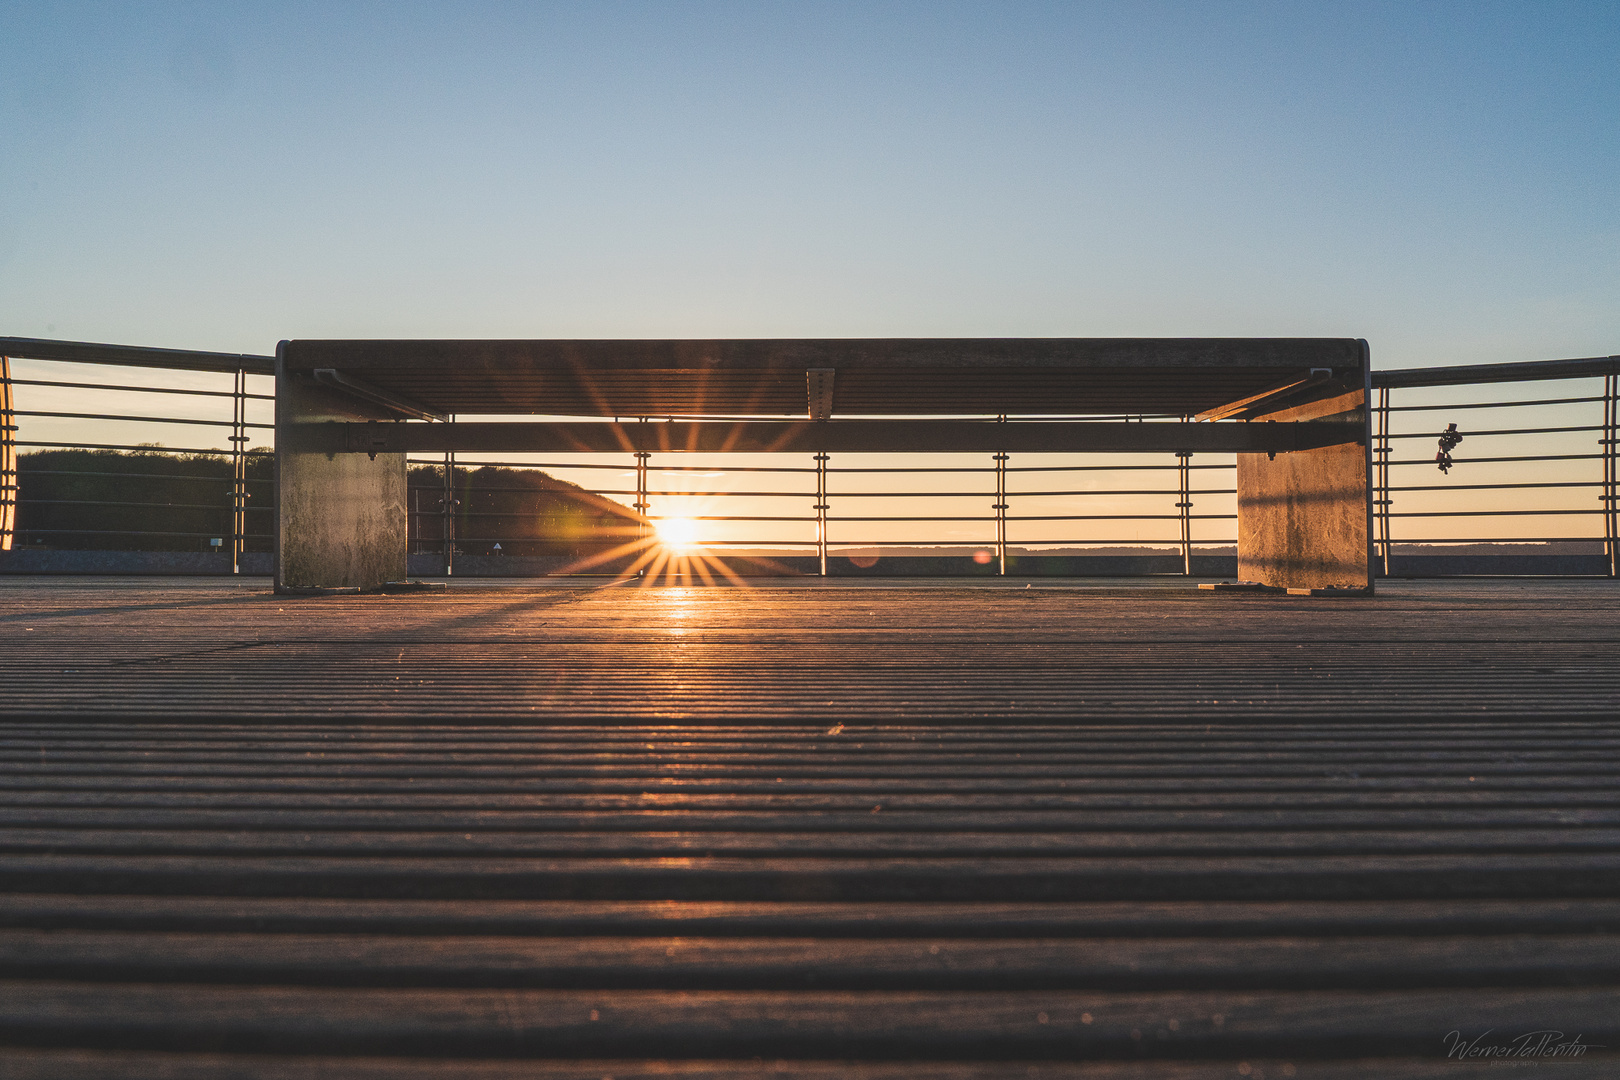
[2,1,1616,369]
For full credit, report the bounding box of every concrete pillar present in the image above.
[274,344,407,592]
[1236,378,1373,592]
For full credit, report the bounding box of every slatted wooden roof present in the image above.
[281,338,1368,417]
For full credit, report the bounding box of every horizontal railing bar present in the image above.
[1010,488,1235,498]
[682,488,1237,498]
[402,458,1237,475]
[776,465,1230,474]
[1373,355,1619,388]
[633,463,816,474]
[409,515,637,524]
[14,410,274,429]
[418,542,1244,552]
[426,539,813,548]
[669,493,816,501]
[1388,453,1604,466]
[1384,424,1601,439]
[1389,481,1601,493]
[1389,509,1602,518]
[13,529,273,538]
[1386,395,1605,412]
[15,441,272,455]
[1007,463,1234,473]
[569,412,1186,423]
[407,486,1231,499]
[19,469,271,483]
[1378,536,1604,543]
[417,514,1247,526]
[409,488,819,499]
[406,485,652,498]
[654,515,817,523]
[822,539,1194,547]
[22,499,268,511]
[642,467,802,476]
[406,458,821,475]
[701,515,992,523]
[494,488,1251,499]
[5,377,275,400]
[0,335,275,375]
[1011,514,1238,521]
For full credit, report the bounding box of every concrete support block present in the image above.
[1237,387,1373,592]
[275,346,406,592]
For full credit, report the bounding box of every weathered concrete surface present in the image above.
[1237,389,1372,591]
[275,351,406,592]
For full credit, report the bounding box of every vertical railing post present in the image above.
[993,413,1009,576]
[1376,387,1393,578]
[1175,450,1193,575]
[634,448,651,547]
[229,368,248,574]
[814,452,829,576]
[1605,373,1618,579]
[0,355,15,553]
[441,423,457,576]
[993,452,1009,576]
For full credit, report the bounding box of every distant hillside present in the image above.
[407,464,642,557]
[10,451,641,555]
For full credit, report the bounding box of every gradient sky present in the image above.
[2,1,1617,370]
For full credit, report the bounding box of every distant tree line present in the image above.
[14,448,272,552]
[11,450,639,556]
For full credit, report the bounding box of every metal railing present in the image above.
[1371,355,1620,578]
[0,339,275,571]
[404,447,1239,577]
[0,356,15,551]
[3,338,1617,579]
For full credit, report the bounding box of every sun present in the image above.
[655,516,701,550]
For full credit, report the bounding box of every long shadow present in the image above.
[0,591,276,626]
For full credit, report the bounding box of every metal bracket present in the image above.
[313,369,447,423]
[807,368,835,422]
[1196,369,1335,423]
[358,420,397,460]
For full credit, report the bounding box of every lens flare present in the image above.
[656,516,700,550]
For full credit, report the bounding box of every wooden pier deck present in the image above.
[0,577,1617,1076]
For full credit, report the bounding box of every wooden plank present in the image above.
[0,1048,1573,1078]
[10,739,1620,762]
[7,789,1620,810]
[6,774,1617,797]
[4,930,1617,989]
[7,807,1620,831]
[0,731,1604,755]
[7,852,1620,901]
[2,982,1614,1057]
[6,895,1620,937]
[4,826,1619,857]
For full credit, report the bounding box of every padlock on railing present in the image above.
[1436,423,1463,474]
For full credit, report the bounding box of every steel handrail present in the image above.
[5,345,1618,579]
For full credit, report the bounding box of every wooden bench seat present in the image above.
[275,338,1374,593]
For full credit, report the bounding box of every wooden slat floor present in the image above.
[0,577,1617,1076]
